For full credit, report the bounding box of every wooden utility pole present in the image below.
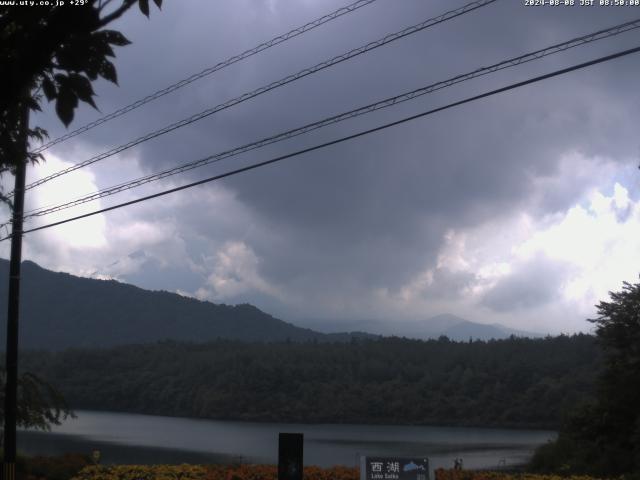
[3,99,29,480]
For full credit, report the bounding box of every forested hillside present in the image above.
[21,334,599,428]
[0,260,374,348]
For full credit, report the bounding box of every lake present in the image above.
[18,410,555,472]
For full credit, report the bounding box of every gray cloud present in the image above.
[22,0,640,330]
[481,255,572,313]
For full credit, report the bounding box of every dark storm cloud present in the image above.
[30,0,640,320]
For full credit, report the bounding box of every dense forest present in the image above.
[20,334,598,429]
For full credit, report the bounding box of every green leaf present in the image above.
[68,73,97,110]
[55,43,90,72]
[83,55,101,80]
[101,30,131,47]
[89,33,115,58]
[55,84,78,127]
[41,76,57,101]
[139,0,150,17]
[28,127,48,143]
[99,59,118,85]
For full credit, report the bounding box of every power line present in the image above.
[4,44,638,242]
[24,0,496,191]
[20,0,498,194]
[20,17,640,220]
[31,0,381,154]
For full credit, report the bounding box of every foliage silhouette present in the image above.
[530,280,640,476]
[0,0,162,202]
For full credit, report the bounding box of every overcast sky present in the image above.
[2,0,640,335]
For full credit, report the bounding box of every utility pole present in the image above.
[3,98,29,480]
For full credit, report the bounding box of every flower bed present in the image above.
[71,464,359,480]
[434,469,606,480]
[63,464,622,480]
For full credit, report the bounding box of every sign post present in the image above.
[360,456,430,480]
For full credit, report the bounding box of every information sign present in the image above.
[360,456,429,480]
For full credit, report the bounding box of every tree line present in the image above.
[19,334,599,429]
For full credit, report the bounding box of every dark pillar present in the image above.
[3,98,29,480]
[278,432,303,480]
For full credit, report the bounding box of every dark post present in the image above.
[3,99,29,480]
[278,433,303,480]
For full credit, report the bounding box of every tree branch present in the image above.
[98,0,117,13]
[97,0,137,28]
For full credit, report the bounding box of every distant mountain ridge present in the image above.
[412,313,541,340]
[301,313,542,342]
[0,260,377,350]
[0,259,539,350]
[435,315,541,341]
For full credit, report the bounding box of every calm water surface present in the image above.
[18,410,555,472]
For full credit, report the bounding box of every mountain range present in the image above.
[301,313,541,342]
[0,259,540,350]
